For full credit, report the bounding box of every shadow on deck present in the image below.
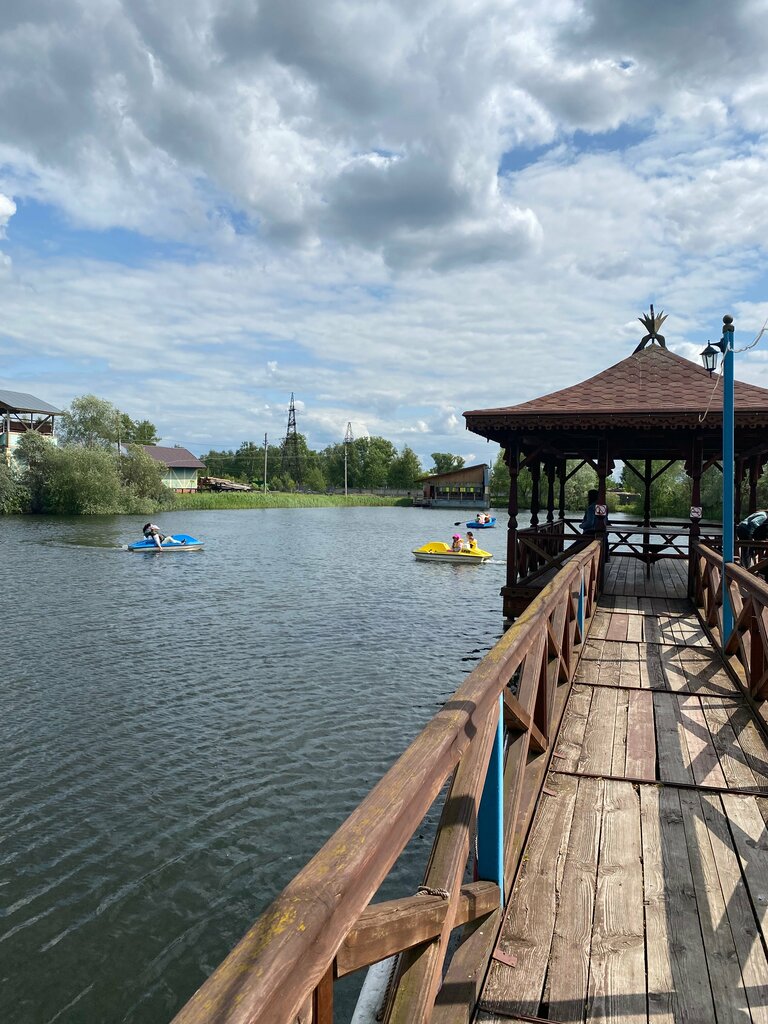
[476,554,768,1023]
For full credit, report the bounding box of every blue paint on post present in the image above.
[722,321,735,643]
[477,695,504,903]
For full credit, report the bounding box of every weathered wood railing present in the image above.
[693,541,768,704]
[172,541,602,1024]
[516,519,567,577]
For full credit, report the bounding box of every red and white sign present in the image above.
[596,504,607,516]
[690,506,703,519]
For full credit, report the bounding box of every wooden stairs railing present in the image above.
[171,542,603,1024]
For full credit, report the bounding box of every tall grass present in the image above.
[173,491,411,511]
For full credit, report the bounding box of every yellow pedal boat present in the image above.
[412,541,493,564]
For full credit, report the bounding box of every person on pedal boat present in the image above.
[143,523,180,548]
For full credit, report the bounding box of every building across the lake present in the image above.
[141,445,206,492]
[416,463,490,510]
[0,389,63,465]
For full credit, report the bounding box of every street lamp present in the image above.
[700,315,735,642]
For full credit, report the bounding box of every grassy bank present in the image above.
[173,491,412,510]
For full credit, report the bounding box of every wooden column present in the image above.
[558,458,566,519]
[505,442,519,589]
[545,458,555,524]
[530,458,540,530]
[688,436,703,598]
[643,458,652,576]
[735,459,745,523]
[749,456,759,514]
[595,438,610,578]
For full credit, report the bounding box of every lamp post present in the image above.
[700,314,736,642]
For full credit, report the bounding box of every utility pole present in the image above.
[344,422,353,496]
[281,393,303,486]
[263,433,268,494]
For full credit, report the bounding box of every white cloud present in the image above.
[1,0,768,463]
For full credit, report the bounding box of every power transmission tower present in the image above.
[281,393,303,485]
[344,422,354,496]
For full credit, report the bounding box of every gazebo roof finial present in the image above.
[634,303,668,353]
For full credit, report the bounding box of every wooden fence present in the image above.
[693,541,768,703]
[172,541,602,1024]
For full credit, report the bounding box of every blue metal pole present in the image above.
[722,315,735,643]
[477,694,504,904]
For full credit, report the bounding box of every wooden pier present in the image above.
[172,544,768,1024]
[477,554,768,1024]
[172,327,768,1024]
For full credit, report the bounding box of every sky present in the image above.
[2,0,768,467]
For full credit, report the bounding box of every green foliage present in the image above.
[60,394,160,451]
[125,418,161,445]
[388,445,422,488]
[0,460,27,513]
[490,451,598,513]
[119,445,173,504]
[430,452,465,474]
[60,395,120,449]
[620,461,691,517]
[11,432,174,515]
[174,491,410,510]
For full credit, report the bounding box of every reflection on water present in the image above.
[2,508,508,1023]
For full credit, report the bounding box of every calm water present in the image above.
[1,507,509,1023]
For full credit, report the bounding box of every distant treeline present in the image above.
[199,439,464,492]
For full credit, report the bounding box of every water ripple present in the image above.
[2,508,508,1023]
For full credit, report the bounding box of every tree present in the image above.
[388,446,422,488]
[0,460,26,513]
[119,444,169,501]
[60,395,120,449]
[126,419,160,445]
[490,451,509,498]
[431,453,465,474]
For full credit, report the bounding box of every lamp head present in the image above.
[700,340,720,375]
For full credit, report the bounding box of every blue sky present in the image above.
[1,0,768,468]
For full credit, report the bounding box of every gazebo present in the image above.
[465,313,768,621]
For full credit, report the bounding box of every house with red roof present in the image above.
[141,445,206,492]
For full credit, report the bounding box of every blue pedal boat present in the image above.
[128,533,203,552]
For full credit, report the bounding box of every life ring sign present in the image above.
[595,504,607,516]
[690,506,703,519]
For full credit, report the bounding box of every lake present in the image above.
[1,507,510,1023]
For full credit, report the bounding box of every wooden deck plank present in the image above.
[677,647,738,696]
[611,689,630,775]
[545,778,604,1024]
[722,794,768,953]
[700,793,768,1024]
[642,786,717,1022]
[654,691,694,784]
[640,786,674,1024]
[606,613,629,642]
[701,700,759,789]
[678,789,751,1023]
[480,774,579,1017]
[555,685,594,773]
[578,687,618,776]
[586,781,645,1024]
[679,697,728,789]
[728,703,768,785]
[625,690,655,778]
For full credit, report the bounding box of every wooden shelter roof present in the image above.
[464,345,768,437]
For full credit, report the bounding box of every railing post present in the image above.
[476,695,504,905]
[578,568,585,639]
[722,316,735,643]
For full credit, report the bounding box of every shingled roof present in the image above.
[465,345,768,436]
[141,445,205,469]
